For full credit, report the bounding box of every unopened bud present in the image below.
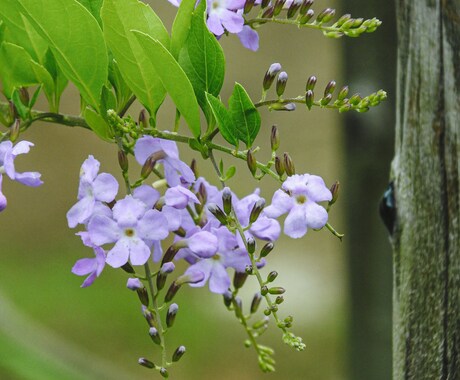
[261,0,270,8]
[253,316,269,329]
[270,125,280,151]
[222,187,232,214]
[287,0,302,18]
[127,278,143,290]
[267,271,278,283]
[316,7,335,23]
[276,72,288,97]
[306,75,317,91]
[149,327,161,345]
[260,242,274,258]
[247,237,256,254]
[166,303,179,328]
[164,281,181,303]
[337,86,349,101]
[273,0,286,16]
[283,152,295,176]
[137,287,149,307]
[223,290,233,307]
[349,93,362,105]
[246,149,257,176]
[118,150,128,172]
[261,285,269,296]
[250,292,262,314]
[329,181,340,205]
[299,9,314,24]
[138,358,155,369]
[324,80,336,96]
[207,203,228,225]
[234,297,243,312]
[262,5,274,18]
[121,262,135,274]
[198,182,208,204]
[190,159,198,178]
[9,119,20,142]
[138,109,148,129]
[249,199,265,224]
[263,63,281,91]
[268,286,286,295]
[320,93,333,106]
[270,102,296,111]
[245,265,253,274]
[156,272,167,291]
[275,156,285,176]
[18,87,29,105]
[161,244,180,266]
[244,0,255,13]
[299,0,314,15]
[276,295,284,304]
[142,306,155,327]
[160,368,169,378]
[305,90,314,110]
[172,346,186,362]
[233,271,248,289]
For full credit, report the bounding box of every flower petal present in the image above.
[92,173,118,202]
[284,205,308,238]
[106,239,131,268]
[67,196,95,228]
[264,189,293,218]
[133,185,160,209]
[304,201,329,229]
[209,263,230,294]
[88,214,120,245]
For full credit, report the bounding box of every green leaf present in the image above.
[170,0,196,59]
[43,49,68,111]
[84,107,113,142]
[0,42,38,97]
[0,21,5,43]
[223,165,236,181]
[76,0,103,26]
[133,31,202,138]
[0,1,48,63]
[205,92,238,146]
[228,83,261,148]
[17,0,108,110]
[108,58,133,114]
[101,0,169,116]
[11,89,29,119]
[178,0,225,123]
[30,60,56,109]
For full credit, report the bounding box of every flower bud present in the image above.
[246,149,257,176]
[247,237,256,254]
[275,156,285,176]
[161,244,180,266]
[233,271,248,289]
[261,285,269,296]
[19,87,29,105]
[164,281,181,303]
[268,286,286,295]
[249,199,265,224]
[349,93,362,105]
[299,0,314,15]
[207,203,228,225]
[121,262,135,274]
[223,290,233,307]
[253,316,269,330]
[245,265,253,274]
[324,80,336,97]
[244,0,255,13]
[198,182,208,204]
[267,271,278,283]
[138,358,155,369]
[276,295,284,304]
[283,152,295,176]
[222,187,232,214]
[305,75,317,91]
[263,63,281,91]
[140,152,162,179]
[137,287,150,307]
[299,9,314,24]
[160,368,169,378]
[336,13,351,27]
[316,7,335,23]
[9,119,20,142]
[262,5,274,18]
[270,125,280,151]
[190,158,198,178]
[273,0,286,16]
[127,278,143,291]
[287,0,302,18]
[118,150,129,172]
[166,303,179,328]
[138,109,148,129]
[250,292,262,314]
[260,242,274,258]
[261,0,270,8]
[329,181,340,205]
[269,102,296,111]
[149,327,161,345]
[276,72,288,97]
[337,86,349,101]
[234,297,243,312]
[320,94,333,106]
[305,90,314,110]
[142,306,155,327]
[172,346,186,362]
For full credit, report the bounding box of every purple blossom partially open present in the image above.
[206,0,246,36]
[265,174,332,238]
[88,195,169,268]
[165,186,199,209]
[67,155,118,228]
[0,140,42,211]
[71,246,106,288]
[134,136,195,187]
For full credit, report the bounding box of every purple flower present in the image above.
[0,140,43,211]
[88,195,169,267]
[67,156,118,228]
[206,0,246,36]
[127,278,143,290]
[71,246,106,288]
[237,25,259,51]
[165,186,199,209]
[265,174,332,238]
[134,136,195,187]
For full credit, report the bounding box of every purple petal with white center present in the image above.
[88,214,121,245]
[304,201,329,229]
[67,196,95,228]
[92,173,118,202]
[264,189,293,218]
[137,209,169,241]
[112,196,146,227]
[284,205,308,238]
[133,185,160,209]
[209,263,231,294]
[306,175,332,202]
[238,25,259,51]
[165,186,199,209]
[186,231,218,258]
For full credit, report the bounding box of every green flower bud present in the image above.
[164,281,181,303]
[262,6,275,18]
[299,8,314,24]
[166,303,178,328]
[118,150,129,172]
[324,80,336,96]
[267,271,278,283]
[329,181,340,205]
[222,187,232,214]
[138,109,148,130]
[223,291,233,307]
[149,327,161,345]
[299,0,314,15]
[270,125,280,151]
[275,156,285,176]
[245,264,254,274]
[305,90,314,110]
[247,237,256,254]
[276,295,284,304]
[121,262,135,274]
[287,0,302,18]
[283,152,295,176]
[138,358,155,369]
[261,0,270,8]
[320,93,333,106]
[263,63,281,91]
[160,367,169,378]
[349,93,362,105]
[190,158,198,178]
[276,71,288,97]
[233,271,249,289]
[316,8,335,23]
[9,119,20,142]
[247,149,257,176]
[261,285,269,296]
[250,292,262,314]
[305,75,317,91]
[137,287,149,307]
[250,199,266,224]
[337,86,349,101]
[172,346,186,362]
[244,0,256,13]
[260,242,274,258]
[273,0,286,16]
[207,203,228,225]
[268,286,286,295]
[336,13,351,27]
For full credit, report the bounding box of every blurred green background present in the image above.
[0,1,395,379]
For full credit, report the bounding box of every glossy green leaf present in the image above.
[84,107,113,142]
[205,92,238,146]
[0,21,5,43]
[0,1,48,63]
[0,42,38,97]
[108,58,133,114]
[102,0,169,116]
[17,0,108,110]
[179,0,225,123]
[133,31,202,138]
[223,165,236,181]
[170,0,196,59]
[76,0,103,26]
[43,49,68,111]
[229,83,261,148]
[30,60,56,109]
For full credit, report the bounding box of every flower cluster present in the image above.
[68,136,331,292]
[0,140,43,212]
